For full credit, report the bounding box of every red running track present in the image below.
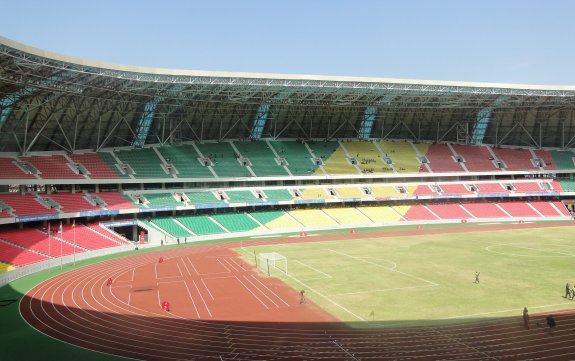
[20,223,575,360]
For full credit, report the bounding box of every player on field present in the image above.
[565,283,571,298]
[474,272,480,284]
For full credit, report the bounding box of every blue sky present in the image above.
[2,0,574,84]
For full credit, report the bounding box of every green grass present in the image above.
[238,225,575,328]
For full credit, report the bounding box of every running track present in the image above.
[20,223,575,360]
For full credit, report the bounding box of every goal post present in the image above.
[258,252,288,276]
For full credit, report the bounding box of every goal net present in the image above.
[257,252,288,276]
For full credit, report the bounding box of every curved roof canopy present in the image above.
[1,36,575,153]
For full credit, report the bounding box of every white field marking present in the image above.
[478,222,503,225]
[176,262,183,277]
[233,275,269,309]
[180,257,192,276]
[216,258,231,273]
[156,275,183,280]
[329,249,438,286]
[359,257,397,270]
[157,280,186,285]
[201,278,215,300]
[202,275,236,281]
[250,234,281,239]
[127,291,131,306]
[288,234,319,238]
[294,260,332,279]
[250,275,290,307]
[223,258,240,272]
[156,289,161,307]
[192,280,212,317]
[485,245,574,258]
[229,257,247,271]
[110,285,132,288]
[330,284,437,296]
[131,268,135,282]
[285,273,365,321]
[154,263,158,280]
[444,301,575,320]
[186,257,201,275]
[242,275,279,308]
[182,280,201,319]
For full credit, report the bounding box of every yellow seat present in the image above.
[357,206,403,222]
[323,208,372,225]
[288,209,338,227]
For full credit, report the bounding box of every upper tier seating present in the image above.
[343,141,391,174]
[475,183,508,194]
[0,240,49,267]
[233,141,288,177]
[440,184,475,195]
[48,193,101,213]
[336,187,366,198]
[0,157,36,179]
[551,150,575,170]
[261,189,294,201]
[114,148,171,178]
[424,144,465,172]
[0,194,57,216]
[226,190,262,203]
[186,192,225,205]
[269,140,318,176]
[413,185,440,196]
[512,182,546,193]
[96,192,134,210]
[98,152,130,178]
[144,193,182,207]
[378,141,423,173]
[195,142,248,177]
[308,142,358,175]
[21,155,84,179]
[157,144,213,178]
[532,149,556,170]
[490,147,538,171]
[560,179,575,192]
[452,144,498,171]
[0,228,84,257]
[68,153,120,179]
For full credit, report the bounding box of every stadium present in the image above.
[1,35,575,360]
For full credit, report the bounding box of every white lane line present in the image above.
[182,281,201,319]
[294,260,332,278]
[186,257,201,275]
[285,273,365,321]
[128,290,131,305]
[223,258,239,272]
[157,280,185,285]
[329,249,438,286]
[242,275,279,308]
[330,284,437,296]
[250,275,290,307]
[176,262,183,277]
[156,289,161,307]
[229,257,247,271]
[181,257,192,276]
[154,263,158,280]
[192,280,212,317]
[444,301,575,319]
[233,276,269,309]
[216,258,231,273]
[201,278,215,300]
[131,268,135,282]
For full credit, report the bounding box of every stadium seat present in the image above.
[68,153,120,179]
[0,157,37,179]
[175,215,226,236]
[233,140,289,176]
[157,144,214,178]
[113,148,171,178]
[308,141,358,175]
[451,144,498,172]
[288,209,338,227]
[268,140,319,176]
[250,210,300,230]
[322,207,372,225]
[357,206,404,222]
[195,142,249,177]
[211,213,260,232]
[424,144,465,172]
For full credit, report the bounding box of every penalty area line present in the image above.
[294,260,332,279]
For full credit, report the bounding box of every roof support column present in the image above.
[249,103,270,139]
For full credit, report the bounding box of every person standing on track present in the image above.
[565,283,571,298]
[300,290,306,304]
[523,307,529,329]
[474,272,480,284]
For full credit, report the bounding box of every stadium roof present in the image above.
[1,35,575,153]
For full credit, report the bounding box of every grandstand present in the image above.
[3,35,575,361]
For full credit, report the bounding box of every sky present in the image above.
[2,0,574,85]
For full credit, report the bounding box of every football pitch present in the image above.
[238,224,575,328]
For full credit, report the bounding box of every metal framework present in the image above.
[2,36,575,154]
